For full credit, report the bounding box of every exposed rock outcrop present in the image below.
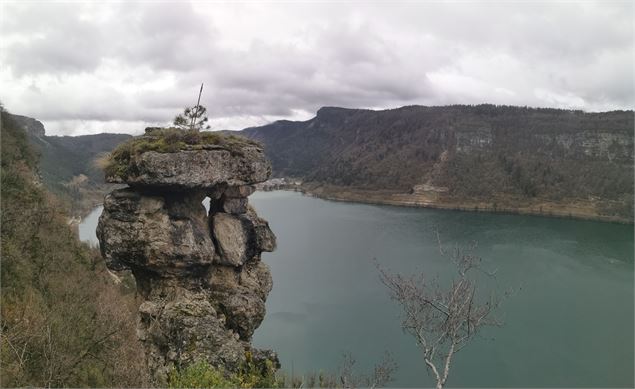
[96,137,277,383]
[9,113,46,138]
[107,147,270,189]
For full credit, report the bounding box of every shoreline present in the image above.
[265,184,633,225]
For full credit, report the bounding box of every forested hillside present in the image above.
[0,109,146,387]
[9,113,131,216]
[239,105,634,221]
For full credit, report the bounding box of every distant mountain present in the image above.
[6,113,132,215]
[31,132,132,187]
[238,105,634,221]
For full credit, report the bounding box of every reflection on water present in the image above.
[78,191,634,387]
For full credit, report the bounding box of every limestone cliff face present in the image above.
[108,146,271,189]
[238,106,634,220]
[456,127,634,162]
[96,139,277,383]
[9,113,46,138]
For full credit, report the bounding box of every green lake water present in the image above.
[79,190,634,387]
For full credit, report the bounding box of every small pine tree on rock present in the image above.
[173,105,210,131]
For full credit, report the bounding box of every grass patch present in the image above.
[98,127,261,180]
[168,353,280,388]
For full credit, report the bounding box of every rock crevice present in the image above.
[96,139,277,383]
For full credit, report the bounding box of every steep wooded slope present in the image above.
[8,113,132,214]
[0,109,145,387]
[239,105,634,219]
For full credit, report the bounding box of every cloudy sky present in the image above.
[1,1,633,136]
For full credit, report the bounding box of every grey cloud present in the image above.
[1,1,632,136]
[114,2,218,71]
[3,2,217,76]
[3,3,106,75]
[196,20,435,117]
[383,1,632,61]
[8,33,103,75]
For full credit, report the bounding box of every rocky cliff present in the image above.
[239,105,634,221]
[96,131,277,383]
[9,113,46,138]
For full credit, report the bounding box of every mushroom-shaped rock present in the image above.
[96,131,278,382]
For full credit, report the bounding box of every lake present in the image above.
[79,191,634,387]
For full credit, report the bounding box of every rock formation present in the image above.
[96,134,278,383]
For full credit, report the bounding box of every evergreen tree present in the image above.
[173,105,210,131]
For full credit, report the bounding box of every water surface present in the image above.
[79,191,634,387]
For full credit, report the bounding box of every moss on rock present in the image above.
[102,128,262,180]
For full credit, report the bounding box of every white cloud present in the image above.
[0,1,632,135]
[534,88,586,109]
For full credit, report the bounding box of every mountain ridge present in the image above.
[237,104,634,221]
[6,112,132,216]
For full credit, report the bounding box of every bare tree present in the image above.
[376,232,501,389]
[292,352,397,388]
[338,352,397,389]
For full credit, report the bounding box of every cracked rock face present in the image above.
[108,147,271,190]
[206,262,273,340]
[96,138,277,384]
[97,189,215,276]
[211,207,276,267]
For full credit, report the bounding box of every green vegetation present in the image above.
[168,354,279,388]
[173,104,211,131]
[100,127,260,179]
[168,362,238,388]
[1,108,147,387]
[167,352,395,388]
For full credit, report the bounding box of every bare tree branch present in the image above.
[375,234,503,388]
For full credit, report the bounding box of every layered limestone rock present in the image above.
[96,137,277,383]
[106,147,270,189]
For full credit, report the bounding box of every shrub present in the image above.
[168,362,235,388]
[167,353,280,389]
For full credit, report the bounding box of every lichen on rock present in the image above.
[102,127,270,189]
[96,130,278,384]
